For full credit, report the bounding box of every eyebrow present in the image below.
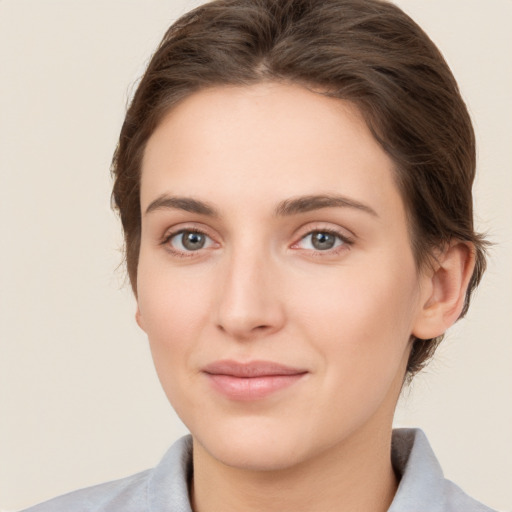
[144,193,378,218]
[274,194,378,217]
[145,195,219,217]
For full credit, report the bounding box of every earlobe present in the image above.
[135,306,146,332]
[412,241,475,340]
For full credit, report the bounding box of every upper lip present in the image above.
[202,360,308,378]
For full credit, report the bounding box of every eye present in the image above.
[297,230,346,251]
[167,230,214,252]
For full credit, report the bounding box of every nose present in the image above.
[214,248,286,340]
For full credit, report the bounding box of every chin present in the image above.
[199,436,304,472]
[192,418,314,472]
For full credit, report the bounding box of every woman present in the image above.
[21,0,497,510]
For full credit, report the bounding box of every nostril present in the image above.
[216,323,269,332]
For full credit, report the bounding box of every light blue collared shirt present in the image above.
[22,429,497,512]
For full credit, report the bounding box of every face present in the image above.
[136,83,431,471]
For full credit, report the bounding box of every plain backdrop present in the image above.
[0,1,511,510]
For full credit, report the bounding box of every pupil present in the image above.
[312,232,335,250]
[183,232,205,250]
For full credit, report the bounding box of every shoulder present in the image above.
[21,469,151,512]
[390,428,498,512]
[21,435,193,512]
[442,479,497,512]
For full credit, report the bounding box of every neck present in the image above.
[191,424,398,512]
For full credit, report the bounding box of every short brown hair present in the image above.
[111,0,487,375]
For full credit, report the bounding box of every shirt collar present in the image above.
[148,428,449,512]
[389,428,447,511]
[148,435,194,512]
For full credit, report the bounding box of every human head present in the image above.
[111,0,487,376]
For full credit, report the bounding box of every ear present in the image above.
[412,241,476,340]
[135,305,147,333]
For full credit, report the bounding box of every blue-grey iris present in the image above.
[182,232,206,250]
[311,232,336,250]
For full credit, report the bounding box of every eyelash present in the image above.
[292,228,353,255]
[160,227,353,258]
[161,228,216,258]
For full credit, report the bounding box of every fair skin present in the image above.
[136,82,474,512]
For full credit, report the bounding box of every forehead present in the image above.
[140,82,402,220]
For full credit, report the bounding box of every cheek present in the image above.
[290,262,419,425]
[289,256,420,370]
[136,259,213,366]
[136,266,212,419]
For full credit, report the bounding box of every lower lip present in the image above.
[205,373,306,401]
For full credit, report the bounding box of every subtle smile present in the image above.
[202,360,309,401]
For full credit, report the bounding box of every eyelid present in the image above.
[160,223,220,257]
[290,223,355,252]
[158,221,354,257]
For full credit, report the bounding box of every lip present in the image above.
[202,360,308,401]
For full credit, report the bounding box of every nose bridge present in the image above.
[215,238,284,338]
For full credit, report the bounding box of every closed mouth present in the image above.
[202,360,308,400]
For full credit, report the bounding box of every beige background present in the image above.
[0,1,510,510]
